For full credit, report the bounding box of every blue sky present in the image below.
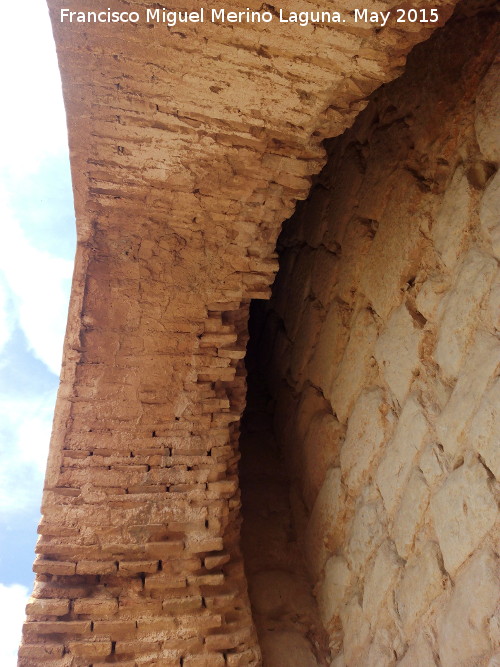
[0,1,75,663]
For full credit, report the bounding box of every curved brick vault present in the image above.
[19,1,499,666]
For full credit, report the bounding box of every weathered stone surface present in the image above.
[363,540,402,626]
[436,332,500,462]
[470,378,500,480]
[398,633,437,666]
[475,61,500,164]
[415,274,449,323]
[307,302,350,396]
[376,395,429,517]
[346,487,386,576]
[432,165,473,271]
[302,411,344,511]
[375,304,424,405]
[305,468,344,579]
[341,387,393,495]
[435,249,497,380]
[396,543,445,635]
[391,469,430,559]
[317,556,352,631]
[328,308,378,424]
[430,457,498,576]
[419,443,448,488]
[367,628,400,667]
[438,549,499,666]
[340,597,370,666]
[480,170,500,260]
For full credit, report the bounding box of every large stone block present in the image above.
[391,468,430,559]
[359,170,427,319]
[362,540,402,626]
[374,304,424,405]
[469,378,500,480]
[475,61,500,164]
[415,274,449,323]
[438,549,499,666]
[305,467,344,579]
[346,486,386,576]
[302,410,344,510]
[398,633,437,666]
[340,596,370,666]
[307,301,351,396]
[479,170,500,260]
[430,457,498,576]
[376,395,429,517]
[340,387,393,495]
[317,556,352,630]
[436,332,500,462]
[310,247,339,308]
[328,308,378,424]
[335,219,375,306]
[289,299,324,385]
[419,443,447,488]
[366,628,401,667]
[432,165,473,271]
[434,249,497,380]
[396,542,445,636]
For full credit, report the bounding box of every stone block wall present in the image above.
[261,10,499,664]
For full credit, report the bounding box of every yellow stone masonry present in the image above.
[19,1,500,666]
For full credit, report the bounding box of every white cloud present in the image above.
[0,391,54,513]
[0,1,68,177]
[0,583,29,666]
[0,0,74,375]
[0,188,73,375]
[0,279,14,354]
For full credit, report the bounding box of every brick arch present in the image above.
[19,1,466,665]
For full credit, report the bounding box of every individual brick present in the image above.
[76,560,117,575]
[67,640,112,658]
[72,598,119,616]
[92,620,137,640]
[23,621,91,636]
[25,598,70,617]
[183,653,226,666]
[32,559,76,576]
[18,643,65,660]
